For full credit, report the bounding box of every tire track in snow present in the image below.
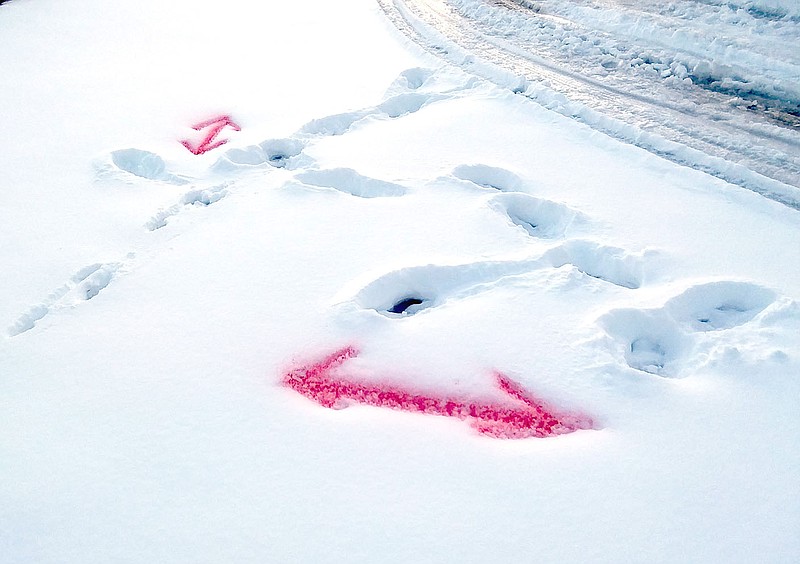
[377,0,800,208]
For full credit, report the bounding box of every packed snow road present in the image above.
[378,0,800,207]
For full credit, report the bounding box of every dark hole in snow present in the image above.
[509,214,538,232]
[267,154,288,168]
[388,297,424,314]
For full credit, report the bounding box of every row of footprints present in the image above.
[11,67,467,336]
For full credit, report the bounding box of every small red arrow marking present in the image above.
[282,346,594,439]
[180,115,241,155]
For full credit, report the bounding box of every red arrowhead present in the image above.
[282,346,594,439]
[180,115,241,155]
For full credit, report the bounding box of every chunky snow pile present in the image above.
[1,0,798,562]
[454,0,800,113]
[742,0,800,18]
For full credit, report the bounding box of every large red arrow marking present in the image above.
[282,346,594,439]
[180,115,241,155]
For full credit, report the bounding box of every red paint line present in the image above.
[282,346,594,439]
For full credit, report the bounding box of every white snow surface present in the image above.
[1,0,799,562]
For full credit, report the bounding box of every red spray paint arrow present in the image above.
[282,346,594,439]
[180,115,241,155]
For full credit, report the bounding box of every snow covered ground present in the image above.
[1,0,799,562]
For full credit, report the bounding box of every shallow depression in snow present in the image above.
[488,192,580,238]
[452,163,524,192]
[294,168,407,198]
[598,280,781,376]
[663,280,777,331]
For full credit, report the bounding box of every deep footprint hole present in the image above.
[628,337,667,374]
[268,153,288,167]
[508,212,538,234]
[387,297,426,315]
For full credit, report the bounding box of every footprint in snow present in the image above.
[213,137,308,172]
[384,67,436,95]
[598,280,780,377]
[662,281,777,332]
[452,163,524,192]
[95,148,188,184]
[487,192,582,239]
[541,239,648,290]
[377,92,444,119]
[453,164,587,240]
[598,308,690,376]
[351,258,539,317]
[344,240,648,318]
[300,91,444,136]
[146,184,230,231]
[212,90,443,172]
[293,168,407,199]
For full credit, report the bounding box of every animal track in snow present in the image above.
[9,261,124,336]
[598,281,779,376]
[293,168,407,199]
[146,184,229,231]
